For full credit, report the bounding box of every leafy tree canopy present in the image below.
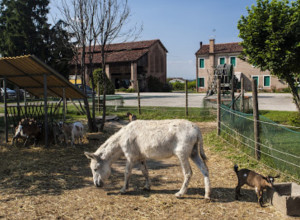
[238,0,300,112]
[0,0,73,78]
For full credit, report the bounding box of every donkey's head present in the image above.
[84,152,111,187]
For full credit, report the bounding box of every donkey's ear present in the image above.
[84,152,98,160]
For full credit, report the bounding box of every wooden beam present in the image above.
[3,77,8,143]
[44,74,48,147]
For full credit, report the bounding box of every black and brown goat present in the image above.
[12,118,42,147]
[127,112,137,122]
[234,164,279,207]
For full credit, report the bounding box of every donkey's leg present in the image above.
[190,149,211,199]
[140,160,151,191]
[175,154,193,197]
[120,160,134,194]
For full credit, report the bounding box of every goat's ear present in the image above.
[84,152,98,160]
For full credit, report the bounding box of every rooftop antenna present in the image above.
[210,28,216,39]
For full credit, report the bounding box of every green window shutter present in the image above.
[198,78,205,87]
[230,57,236,66]
[264,76,270,86]
[199,59,204,68]
[220,57,225,64]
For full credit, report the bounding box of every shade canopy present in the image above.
[0,55,86,98]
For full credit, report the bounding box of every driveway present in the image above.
[116,92,298,111]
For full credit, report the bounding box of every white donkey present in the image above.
[84,119,211,198]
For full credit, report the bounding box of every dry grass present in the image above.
[0,121,294,220]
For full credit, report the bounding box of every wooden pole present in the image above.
[3,77,8,143]
[137,80,141,115]
[63,88,66,121]
[98,81,100,114]
[252,79,260,160]
[44,74,48,147]
[231,75,235,110]
[185,80,188,117]
[217,78,221,136]
[240,76,244,112]
[16,86,20,119]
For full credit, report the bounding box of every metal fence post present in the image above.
[252,79,260,160]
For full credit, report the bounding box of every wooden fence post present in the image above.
[137,80,141,115]
[240,76,244,112]
[185,80,188,117]
[252,79,260,160]
[231,75,235,110]
[217,78,221,136]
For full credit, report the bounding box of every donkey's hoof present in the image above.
[143,186,151,191]
[175,192,183,198]
[120,188,127,194]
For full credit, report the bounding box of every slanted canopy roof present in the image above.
[0,55,85,98]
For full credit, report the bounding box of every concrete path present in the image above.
[116,92,298,111]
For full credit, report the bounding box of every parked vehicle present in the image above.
[0,88,16,99]
[75,84,95,97]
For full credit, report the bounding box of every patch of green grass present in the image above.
[260,110,300,127]
[204,131,300,183]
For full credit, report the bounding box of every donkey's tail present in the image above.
[197,128,207,161]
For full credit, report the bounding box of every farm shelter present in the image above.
[71,39,168,91]
[195,39,289,92]
[0,55,86,146]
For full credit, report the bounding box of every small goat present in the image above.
[59,121,84,147]
[126,112,137,122]
[234,164,279,207]
[12,118,42,147]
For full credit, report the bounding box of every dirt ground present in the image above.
[0,121,297,220]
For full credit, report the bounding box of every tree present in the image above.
[60,0,141,132]
[95,0,142,131]
[238,0,300,113]
[0,0,73,78]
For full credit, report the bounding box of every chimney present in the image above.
[200,41,203,48]
[209,39,215,53]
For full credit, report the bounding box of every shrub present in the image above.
[91,68,115,95]
[171,81,185,91]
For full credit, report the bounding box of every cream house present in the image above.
[195,39,288,92]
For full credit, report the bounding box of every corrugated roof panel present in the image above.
[0,55,86,98]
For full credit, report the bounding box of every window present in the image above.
[252,76,259,87]
[230,57,236,67]
[264,76,270,87]
[219,57,225,65]
[197,77,205,88]
[199,58,205,68]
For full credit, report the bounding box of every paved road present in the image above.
[116,92,298,111]
[0,92,297,113]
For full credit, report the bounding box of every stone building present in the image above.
[72,39,167,91]
[195,39,288,92]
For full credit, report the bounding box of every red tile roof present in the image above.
[76,39,167,64]
[195,42,243,55]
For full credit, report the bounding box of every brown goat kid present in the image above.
[234,164,279,207]
[127,112,137,122]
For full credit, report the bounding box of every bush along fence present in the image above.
[216,78,300,183]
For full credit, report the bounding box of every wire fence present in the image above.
[220,104,300,183]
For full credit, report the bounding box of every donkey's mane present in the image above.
[94,126,127,160]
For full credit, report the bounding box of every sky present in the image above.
[50,0,257,80]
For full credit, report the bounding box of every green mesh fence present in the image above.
[220,104,300,181]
